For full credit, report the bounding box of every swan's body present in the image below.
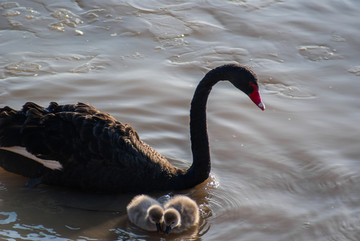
[0,64,264,192]
[127,195,164,232]
[163,195,200,234]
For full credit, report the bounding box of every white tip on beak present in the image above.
[257,102,265,111]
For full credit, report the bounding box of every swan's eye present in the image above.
[248,81,256,93]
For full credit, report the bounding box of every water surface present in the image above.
[0,0,359,240]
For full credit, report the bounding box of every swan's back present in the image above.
[163,195,200,233]
[126,194,164,231]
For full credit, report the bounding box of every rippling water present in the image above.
[0,0,359,240]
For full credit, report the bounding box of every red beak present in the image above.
[248,84,265,111]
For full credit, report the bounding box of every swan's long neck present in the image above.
[169,64,262,190]
[180,73,219,187]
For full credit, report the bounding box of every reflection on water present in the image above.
[1,0,360,240]
[0,212,17,225]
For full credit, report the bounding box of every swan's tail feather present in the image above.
[0,106,25,147]
[0,103,61,176]
[0,103,46,151]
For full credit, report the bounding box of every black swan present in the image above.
[0,64,264,192]
[162,195,200,234]
[126,194,164,232]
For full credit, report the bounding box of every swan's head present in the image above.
[163,208,181,234]
[147,205,164,232]
[210,64,265,111]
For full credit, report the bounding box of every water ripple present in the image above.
[298,45,336,61]
[5,62,41,77]
[0,223,68,241]
[264,82,316,99]
[0,212,17,225]
[348,66,360,76]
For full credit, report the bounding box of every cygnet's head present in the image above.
[163,208,181,234]
[147,205,164,232]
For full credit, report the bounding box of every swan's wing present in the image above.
[0,102,171,191]
[2,102,156,165]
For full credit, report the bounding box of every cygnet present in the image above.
[163,195,200,234]
[127,194,164,231]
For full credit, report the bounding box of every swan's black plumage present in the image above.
[0,64,264,192]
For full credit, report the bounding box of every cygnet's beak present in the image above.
[156,223,162,232]
[164,225,171,234]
